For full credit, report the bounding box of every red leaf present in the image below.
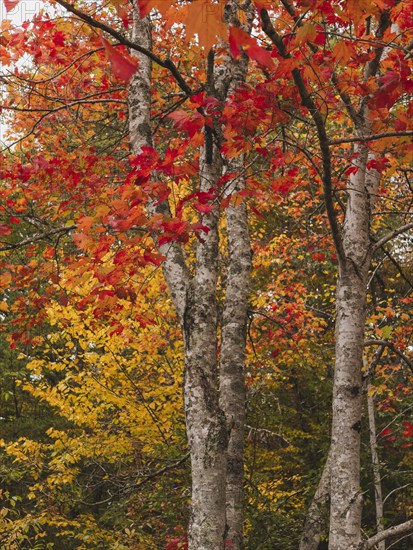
[52,31,66,47]
[0,225,12,236]
[168,110,204,137]
[101,37,139,83]
[9,216,20,224]
[402,422,413,438]
[98,290,116,300]
[4,0,20,12]
[113,0,130,28]
[137,0,163,18]
[190,222,211,234]
[311,252,326,262]
[113,249,128,265]
[229,26,274,69]
[166,537,188,550]
[249,204,263,218]
[194,202,214,214]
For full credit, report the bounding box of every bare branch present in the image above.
[132,453,190,489]
[329,131,413,146]
[0,226,76,252]
[372,222,413,253]
[362,519,413,550]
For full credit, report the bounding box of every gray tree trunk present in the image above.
[329,142,373,549]
[127,2,252,548]
[367,383,385,550]
[299,451,331,550]
[220,160,251,548]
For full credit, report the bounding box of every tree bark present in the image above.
[217,4,254,545]
[367,383,385,550]
[183,136,229,548]
[299,450,331,550]
[329,139,376,549]
[128,3,252,547]
[220,161,251,549]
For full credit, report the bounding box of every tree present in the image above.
[1,0,412,549]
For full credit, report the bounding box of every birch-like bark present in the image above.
[367,383,385,550]
[299,450,331,550]
[329,142,372,549]
[128,5,227,548]
[220,160,251,549]
[127,2,254,546]
[218,4,253,546]
[183,137,228,548]
[128,1,189,320]
[220,173,250,550]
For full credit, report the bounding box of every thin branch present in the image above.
[331,73,359,125]
[0,226,76,252]
[372,222,413,253]
[364,339,413,373]
[329,130,413,146]
[260,8,345,263]
[1,98,126,112]
[2,48,100,84]
[362,519,413,550]
[54,0,195,95]
[132,453,190,489]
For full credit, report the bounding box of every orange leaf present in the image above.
[0,271,12,289]
[137,0,171,18]
[331,40,354,64]
[185,0,227,51]
[111,0,130,28]
[293,22,317,46]
[101,37,139,83]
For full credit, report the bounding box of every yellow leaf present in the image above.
[0,272,12,289]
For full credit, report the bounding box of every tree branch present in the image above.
[361,519,413,549]
[329,131,413,146]
[260,8,345,263]
[132,453,189,489]
[54,0,195,95]
[372,222,413,253]
[0,226,76,251]
[364,339,413,374]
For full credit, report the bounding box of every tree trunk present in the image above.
[218,5,254,545]
[183,141,229,549]
[299,450,331,550]
[329,143,372,549]
[367,383,385,550]
[127,2,253,546]
[220,164,251,548]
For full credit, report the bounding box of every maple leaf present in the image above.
[402,422,413,438]
[0,271,12,289]
[137,0,167,17]
[0,225,12,236]
[184,0,228,51]
[293,22,317,46]
[168,110,205,137]
[4,0,20,12]
[101,37,139,83]
[111,0,130,28]
[229,26,273,68]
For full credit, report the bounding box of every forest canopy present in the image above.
[0,0,412,549]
